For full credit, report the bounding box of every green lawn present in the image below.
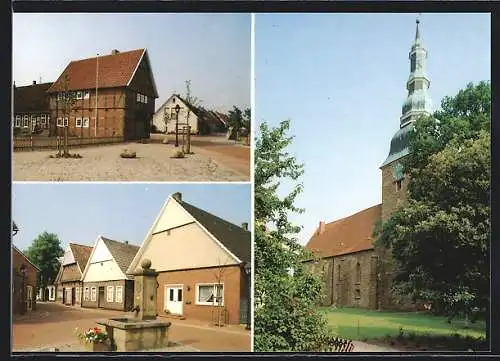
[321,307,486,341]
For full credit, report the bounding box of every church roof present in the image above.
[305,204,382,259]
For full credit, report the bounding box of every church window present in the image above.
[354,288,361,300]
[355,262,361,284]
[337,264,342,282]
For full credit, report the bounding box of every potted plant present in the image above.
[76,327,110,352]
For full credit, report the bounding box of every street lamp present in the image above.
[244,262,251,330]
[12,221,19,236]
[175,104,180,147]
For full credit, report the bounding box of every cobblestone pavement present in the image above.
[12,302,251,352]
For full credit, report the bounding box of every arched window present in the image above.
[356,262,361,284]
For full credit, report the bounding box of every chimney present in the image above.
[111,49,120,55]
[33,80,36,85]
[241,222,248,231]
[318,221,326,235]
[172,192,182,202]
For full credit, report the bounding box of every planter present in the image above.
[85,341,110,352]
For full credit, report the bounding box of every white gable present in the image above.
[81,237,127,282]
[153,197,194,234]
[62,245,75,265]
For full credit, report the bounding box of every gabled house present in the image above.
[55,243,92,306]
[127,192,251,325]
[80,236,139,311]
[13,81,53,135]
[46,48,158,141]
[12,246,40,315]
[152,94,227,135]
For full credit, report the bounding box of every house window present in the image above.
[76,91,83,100]
[395,179,403,191]
[57,93,63,101]
[137,93,141,102]
[83,117,89,128]
[23,115,29,128]
[354,289,361,300]
[15,115,21,127]
[64,117,69,127]
[57,118,63,127]
[76,287,81,302]
[90,287,97,302]
[106,286,114,302]
[196,284,224,306]
[83,287,90,301]
[41,114,46,125]
[356,262,361,284]
[76,118,82,128]
[84,91,90,99]
[115,286,123,303]
[144,95,148,103]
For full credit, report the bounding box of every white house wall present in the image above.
[152,95,198,134]
[153,198,194,234]
[82,238,125,282]
[91,238,114,263]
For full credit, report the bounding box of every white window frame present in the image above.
[64,117,69,127]
[76,91,83,100]
[144,95,148,103]
[115,285,123,303]
[76,117,82,128]
[15,115,21,128]
[83,117,89,128]
[90,287,97,302]
[195,283,224,306]
[41,114,46,125]
[84,91,90,99]
[57,118,63,127]
[83,287,90,301]
[76,287,81,302]
[106,286,114,303]
[23,115,29,128]
[31,115,37,130]
[137,93,141,102]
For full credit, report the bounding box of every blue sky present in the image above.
[12,183,251,252]
[255,13,491,244]
[13,13,250,112]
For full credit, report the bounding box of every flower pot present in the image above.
[85,341,109,352]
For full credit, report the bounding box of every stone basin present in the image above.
[97,318,172,351]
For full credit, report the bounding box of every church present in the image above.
[304,19,433,311]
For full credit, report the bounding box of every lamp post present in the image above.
[175,104,180,147]
[244,262,251,330]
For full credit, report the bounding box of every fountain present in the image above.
[97,259,172,351]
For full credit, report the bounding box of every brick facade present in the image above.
[381,159,410,222]
[12,247,39,314]
[155,265,248,325]
[81,280,134,311]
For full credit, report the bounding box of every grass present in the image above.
[321,307,486,341]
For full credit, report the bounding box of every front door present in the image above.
[26,286,33,311]
[164,285,183,315]
[71,287,76,305]
[98,287,105,308]
[65,288,72,305]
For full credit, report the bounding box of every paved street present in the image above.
[12,302,251,352]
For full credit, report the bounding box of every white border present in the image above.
[250,12,256,351]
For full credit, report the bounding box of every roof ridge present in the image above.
[71,48,145,63]
[181,200,249,232]
[102,236,140,249]
[326,203,382,225]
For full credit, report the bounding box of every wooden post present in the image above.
[186,126,191,154]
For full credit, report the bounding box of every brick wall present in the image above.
[156,265,244,325]
[81,280,131,311]
[12,248,39,314]
[381,159,410,222]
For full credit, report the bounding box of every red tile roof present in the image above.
[47,49,146,93]
[305,204,382,259]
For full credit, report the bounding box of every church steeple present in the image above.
[400,18,432,127]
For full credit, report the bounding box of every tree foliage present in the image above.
[227,106,251,139]
[377,81,491,319]
[254,120,331,351]
[25,232,65,291]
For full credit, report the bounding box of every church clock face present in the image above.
[392,162,404,181]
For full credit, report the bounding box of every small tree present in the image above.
[24,232,65,299]
[210,256,231,327]
[57,74,77,156]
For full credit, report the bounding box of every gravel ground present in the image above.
[13,143,247,182]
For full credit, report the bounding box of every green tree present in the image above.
[377,81,491,321]
[254,120,331,351]
[227,106,251,140]
[25,232,65,296]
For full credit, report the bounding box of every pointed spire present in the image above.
[415,18,420,42]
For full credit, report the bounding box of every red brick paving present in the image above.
[12,302,250,352]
